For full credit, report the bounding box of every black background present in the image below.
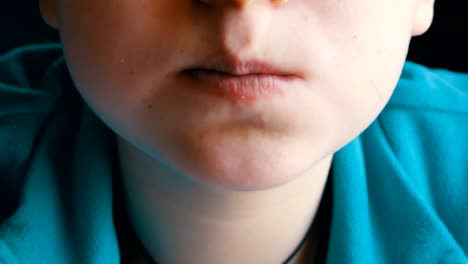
[1,0,466,72]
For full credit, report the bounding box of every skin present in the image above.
[40,0,434,263]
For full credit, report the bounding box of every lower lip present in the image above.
[184,70,295,102]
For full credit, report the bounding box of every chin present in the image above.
[196,168,296,192]
[172,143,321,192]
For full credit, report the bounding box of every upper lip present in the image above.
[184,55,298,77]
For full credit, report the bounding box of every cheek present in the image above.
[319,5,413,142]
[58,2,189,128]
[283,0,413,126]
[58,1,188,90]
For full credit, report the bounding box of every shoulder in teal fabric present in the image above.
[328,62,468,263]
[0,44,467,264]
[0,44,120,264]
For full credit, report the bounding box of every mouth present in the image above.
[181,56,302,101]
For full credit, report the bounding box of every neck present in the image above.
[116,137,332,264]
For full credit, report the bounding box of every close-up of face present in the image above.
[40,0,433,190]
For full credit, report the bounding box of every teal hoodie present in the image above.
[1,44,467,263]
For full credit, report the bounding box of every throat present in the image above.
[113,139,333,264]
[114,173,333,264]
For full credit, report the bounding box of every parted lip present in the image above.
[182,55,299,77]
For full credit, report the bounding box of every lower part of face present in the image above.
[58,0,415,190]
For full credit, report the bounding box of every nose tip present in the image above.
[195,0,289,9]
